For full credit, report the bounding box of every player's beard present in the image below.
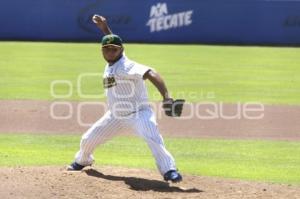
[104,52,123,65]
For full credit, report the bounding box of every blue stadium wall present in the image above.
[0,0,300,45]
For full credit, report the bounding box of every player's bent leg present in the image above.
[70,111,123,169]
[131,108,182,182]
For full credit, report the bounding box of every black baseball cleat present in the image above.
[66,162,86,171]
[163,170,183,183]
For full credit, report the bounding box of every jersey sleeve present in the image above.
[128,63,152,79]
[118,62,153,79]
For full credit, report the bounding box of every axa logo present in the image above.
[146,2,193,32]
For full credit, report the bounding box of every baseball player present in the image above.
[67,15,185,183]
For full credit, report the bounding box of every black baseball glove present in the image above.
[162,98,185,117]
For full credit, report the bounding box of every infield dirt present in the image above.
[1,100,300,140]
[1,100,300,198]
[0,166,299,199]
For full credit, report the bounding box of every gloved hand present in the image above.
[162,98,185,117]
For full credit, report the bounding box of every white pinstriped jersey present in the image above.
[103,55,152,116]
[75,54,177,176]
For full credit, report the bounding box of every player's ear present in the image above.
[120,46,124,54]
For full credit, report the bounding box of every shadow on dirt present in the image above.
[85,169,203,193]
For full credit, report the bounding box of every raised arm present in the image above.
[92,15,113,35]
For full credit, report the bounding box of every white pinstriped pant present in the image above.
[74,108,176,175]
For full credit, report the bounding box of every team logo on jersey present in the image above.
[103,76,117,88]
[146,3,193,32]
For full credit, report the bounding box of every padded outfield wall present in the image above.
[0,0,300,45]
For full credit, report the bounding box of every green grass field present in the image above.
[0,42,300,185]
[0,42,300,104]
[0,134,299,184]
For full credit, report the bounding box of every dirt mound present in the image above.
[0,166,299,199]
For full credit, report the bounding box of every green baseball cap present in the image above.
[101,34,123,47]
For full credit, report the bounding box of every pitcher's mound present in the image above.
[0,166,299,199]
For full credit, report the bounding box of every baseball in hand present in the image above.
[92,15,99,23]
[92,15,106,24]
